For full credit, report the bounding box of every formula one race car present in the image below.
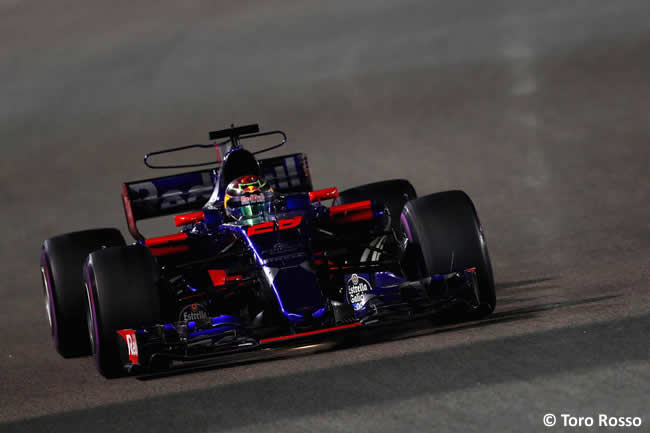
[39,124,495,378]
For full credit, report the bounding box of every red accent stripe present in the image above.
[333,209,373,223]
[247,221,275,236]
[116,329,139,365]
[181,292,206,300]
[278,216,302,230]
[260,322,362,344]
[329,200,374,223]
[215,145,222,163]
[145,232,188,247]
[329,265,354,270]
[247,216,303,236]
[122,184,144,241]
[208,269,226,286]
[208,270,244,287]
[329,200,372,216]
[174,211,205,227]
[309,187,339,202]
[150,245,189,256]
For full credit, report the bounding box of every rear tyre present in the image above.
[400,190,496,318]
[40,229,125,357]
[335,179,417,231]
[84,245,162,378]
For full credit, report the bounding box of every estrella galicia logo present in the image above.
[179,303,208,322]
[346,273,372,310]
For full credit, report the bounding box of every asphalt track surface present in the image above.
[1,1,649,432]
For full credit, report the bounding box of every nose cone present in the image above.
[268,262,324,319]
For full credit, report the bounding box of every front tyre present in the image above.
[84,245,162,378]
[400,190,496,317]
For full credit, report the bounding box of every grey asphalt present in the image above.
[1,1,649,432]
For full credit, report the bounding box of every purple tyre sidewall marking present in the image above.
[83,265,102,367]
[400,213,413,242]
[40,250,59,348]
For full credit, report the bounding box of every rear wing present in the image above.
[122,153,312,240]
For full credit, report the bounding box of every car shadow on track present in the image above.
[3,296,638,433]
[496,277,558,290]
[137,291,618,381]
[345,294,621,349]
[495,295,543,306]
[132,276,573,380]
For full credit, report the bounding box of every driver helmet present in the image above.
[224,175,273,221]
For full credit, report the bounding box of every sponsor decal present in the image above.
[116,329,139,365]
[129,171,214,211]
[346,273,372,310]
[261,242,305,265]
[247,216,302,236]
[278,216,302,230]
[263,252,307,265]
[241,193,265,205]
[179,303,208,322]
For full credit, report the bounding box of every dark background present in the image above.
[1,1,648,431]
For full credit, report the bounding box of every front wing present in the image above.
[117,268,480,374]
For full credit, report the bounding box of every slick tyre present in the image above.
[400,190,496,318]
[84,245,162,378]
[335,179,417,231]
[40,229,126,357]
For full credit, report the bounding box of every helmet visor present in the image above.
[232,200,271,220]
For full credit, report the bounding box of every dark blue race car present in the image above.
[40,124,496,378]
